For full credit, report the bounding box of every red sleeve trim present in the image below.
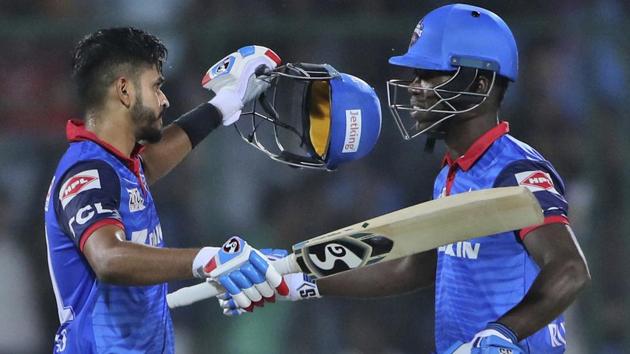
[79,219,125,252]
[519,215,569,240]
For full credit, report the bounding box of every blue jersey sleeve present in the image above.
[54,160,123,249]
[493,159,569,238]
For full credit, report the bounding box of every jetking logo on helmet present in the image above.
[343,109,362,153]
[410,19,424,47]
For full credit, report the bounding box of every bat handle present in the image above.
[167,254,300,309]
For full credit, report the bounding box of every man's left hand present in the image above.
[202,45,280,125]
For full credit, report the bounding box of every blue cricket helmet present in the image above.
[325,73,381,168]
[237,63,381,170]
[389,3,518,81]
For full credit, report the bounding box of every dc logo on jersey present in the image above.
[59,169,101,208]
[515,170,559,194]
[222,237,242,254]
[127,188,145,212]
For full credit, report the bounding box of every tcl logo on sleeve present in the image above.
[515,170,559,194]
[58,170,101,208]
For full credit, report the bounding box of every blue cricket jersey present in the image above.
[44,120,174,353]
[433,122,569,353]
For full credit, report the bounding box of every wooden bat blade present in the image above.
[292,186,543,279]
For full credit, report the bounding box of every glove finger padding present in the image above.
[228,270,264,307]
[217,274,254,311]
[208,236,281,311]
[217,297,246,317]
[239,262,275,301]
[249,251,289,296]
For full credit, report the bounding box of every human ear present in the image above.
[116,77,132,108]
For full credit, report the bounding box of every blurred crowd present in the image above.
[0,0,629,353]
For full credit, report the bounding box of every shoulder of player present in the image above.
[499,134,548,161]
[493,157,566,195]
[55,159,121,205]
[483,135,553,170]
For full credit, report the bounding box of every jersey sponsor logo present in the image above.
[438,241,480,259]
[59,169,101,208]
[515,170,559,194]
[127,188,146,212]
[67,202,117,238]
[343,109,362,153]
[548,322,567,347]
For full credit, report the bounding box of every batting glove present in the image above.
[442,322,524,354]
[193,237,289,312]
[202,45,281,125]
[217,248,320,316]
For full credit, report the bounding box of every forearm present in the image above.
[317,251,436,297]
[498,258,590,340]
[90,241,200,285]
[142,103,222,184]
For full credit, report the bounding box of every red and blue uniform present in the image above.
[44,120,173,354]
[433,122,569,353]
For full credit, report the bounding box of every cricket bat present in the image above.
[167,186,543,309]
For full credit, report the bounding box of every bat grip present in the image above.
[167,254,300,309]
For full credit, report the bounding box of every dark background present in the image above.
[0,1,628,353]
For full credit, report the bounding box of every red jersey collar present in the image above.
[442,121,510,171]
[66,119,144,174]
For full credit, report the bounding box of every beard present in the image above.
[132,95,163,143]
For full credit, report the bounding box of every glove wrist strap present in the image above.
[192,247,220,278]
[172,103,222,148]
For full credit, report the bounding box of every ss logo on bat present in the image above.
[304,238,370,277]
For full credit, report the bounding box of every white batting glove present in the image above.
[193,237,289,312]
[217,272,321,316]
[217,248,320,316]
[202,45,281,125]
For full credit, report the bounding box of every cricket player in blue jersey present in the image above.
[44,27,290,353]
[220,4,591,353]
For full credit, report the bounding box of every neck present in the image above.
[444,111,498,160]
[85,110,136,157]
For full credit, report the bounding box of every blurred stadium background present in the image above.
[0,0,628,353]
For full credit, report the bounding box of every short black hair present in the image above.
[72,27,167,110]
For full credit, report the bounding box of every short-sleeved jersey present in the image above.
[432,122,569,353]
[44,120,174,354]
